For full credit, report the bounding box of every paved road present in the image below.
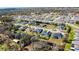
[66,23,79,29]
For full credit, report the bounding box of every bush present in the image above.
[76,21,79,25]
[20,34,32,46]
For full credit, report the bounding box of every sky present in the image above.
[0,0,79,59]
[0,0,78,8]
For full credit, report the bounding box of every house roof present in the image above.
[13,39,20,43]
[72,41,79,45]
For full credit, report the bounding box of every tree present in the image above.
[67,26,71,33]
[64,27,74,51]
[0,17,13,22]
[20,34,32,47]
[76,21,79,25]
[32,41,53,51]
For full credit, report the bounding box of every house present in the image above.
[28,21,36,25]
[69,15,79,24]
[13,39,20,43]
[69,19,75,24]
[53,16,66,24]
[74,37,79,41]
[19,26,28,31]
[71,41,79,51]
[21,22,28,25]
[57,24,65,30]
[51,33,63,39]
[40,31,51,40]
[15,25,21,30]
[34,28,43,33]
[15,33,21,39]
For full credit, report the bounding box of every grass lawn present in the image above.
[64,43,71,51]
[64,27,75,51]
[68,28,75,42]
[45,24,56,29]
[48,38,63,45]
[74,23,79,27]
[0,44,8,51]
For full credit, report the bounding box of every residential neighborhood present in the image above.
[0,7,79,51]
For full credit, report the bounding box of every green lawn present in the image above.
[68,28,74,42]
[0,44,9,51]
[64,27,75,51]
[64,43,71,51]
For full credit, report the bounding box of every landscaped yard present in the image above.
[64,43,71,51]
[64,27,75,51]
[48,39,64,45]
